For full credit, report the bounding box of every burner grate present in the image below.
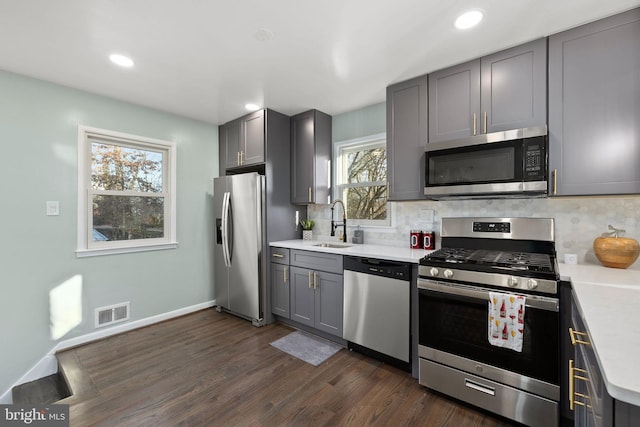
[425,248,554,273]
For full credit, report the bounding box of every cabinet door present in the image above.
[271,263,290,318]
[290,266,315,327]
[428,59,480,143]
[291,111,315,204]
[549,9,640,195]
[242,109,265,166]
[290,110,331,204]
[220,119,242,170]
[481,38,547,133]
[386,75,428,200]
[314,271,343,336]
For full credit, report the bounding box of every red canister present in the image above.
[422,231,435,250]
[410,230,422,249]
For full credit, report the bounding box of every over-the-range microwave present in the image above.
[424,126,548,200]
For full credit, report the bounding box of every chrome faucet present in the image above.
[330,199,347,242]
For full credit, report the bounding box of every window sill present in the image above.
[76,242,179,258]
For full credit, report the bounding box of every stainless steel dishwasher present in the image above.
[343,256,411,370]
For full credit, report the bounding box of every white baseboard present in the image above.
[0,300,216,404]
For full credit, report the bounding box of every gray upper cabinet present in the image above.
[428,60,480,143]
[291,109,332,204]
[428,38,547,143]
[481,39,547,133]
[386,75,428,200]
[220,118,242,170]
[219,109,265,171]
[243,110,265,165]
[548,8,640,196]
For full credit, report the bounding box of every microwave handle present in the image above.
[418,279,559,312]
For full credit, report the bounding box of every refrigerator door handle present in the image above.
[221,191,232,267]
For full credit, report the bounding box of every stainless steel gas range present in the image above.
[417,217,560,427]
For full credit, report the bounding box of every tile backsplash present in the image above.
[308,196,640,264]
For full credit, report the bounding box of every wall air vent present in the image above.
[95,302,130,328]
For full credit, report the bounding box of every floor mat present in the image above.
[270,331,342,366]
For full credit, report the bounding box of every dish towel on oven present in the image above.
[488,292,525,352]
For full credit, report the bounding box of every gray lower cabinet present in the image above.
[291,110,332,205]
[386,75,428,200]
[570,290,640,426]
[428,38,547,143]
[548,8,640,196]
[286,249,344,337]
[220,109,265,171]
[270,247,290,318]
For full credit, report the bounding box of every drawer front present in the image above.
[290,249,343,274]
[270,247,290,265]
[419,358,558,427]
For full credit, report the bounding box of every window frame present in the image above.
[333,133,390,227]
[76,125,178,257]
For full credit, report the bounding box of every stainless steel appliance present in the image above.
[424,126,548,199]
[214,172,266,326]
[418,217,560,427]
[343,256,411,370]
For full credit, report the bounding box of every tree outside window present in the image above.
[335,135,389,226]
[77,126,177,256]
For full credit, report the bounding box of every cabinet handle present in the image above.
[272,253,284,258]
[308,187,312,202]
[237,151,240,166]
[483,111,487,134]
[553,169,557,195]
[473,113,477,136]
[308,271,312,289]
[569,359,592,411]
[284,267,287,283]
[240,150,244,165]
[569,327,591,346]
[313,272,317,289]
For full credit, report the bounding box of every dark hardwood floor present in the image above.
[57,308,516,426]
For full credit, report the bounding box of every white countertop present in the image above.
[559,262,640,406]
[269,239,432,264]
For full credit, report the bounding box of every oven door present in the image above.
[418,278,559,395]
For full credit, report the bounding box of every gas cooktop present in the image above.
[422,248,555,274]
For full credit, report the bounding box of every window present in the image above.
[77,126,177,257]
[334,133,389,226]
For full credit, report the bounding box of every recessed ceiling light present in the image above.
[245,103,261,112]
[454,10,484,30]
[109,54,134,68]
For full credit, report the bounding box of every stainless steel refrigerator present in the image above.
[213,172,266,326]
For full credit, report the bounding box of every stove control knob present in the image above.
[443,269,454,279]
[429,267,439,277]
[507,277,519,287]
[527,279,538,290]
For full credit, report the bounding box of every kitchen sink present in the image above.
[313,243,352,249]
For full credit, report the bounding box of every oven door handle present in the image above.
[419,279,559,312]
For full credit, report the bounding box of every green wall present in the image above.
[332,102,385,142]
[0,70,218,395]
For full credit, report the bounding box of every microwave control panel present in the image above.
[524,137,546,180]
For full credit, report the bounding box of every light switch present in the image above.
[46,201,60,216]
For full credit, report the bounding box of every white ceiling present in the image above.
[2,0,639,125]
